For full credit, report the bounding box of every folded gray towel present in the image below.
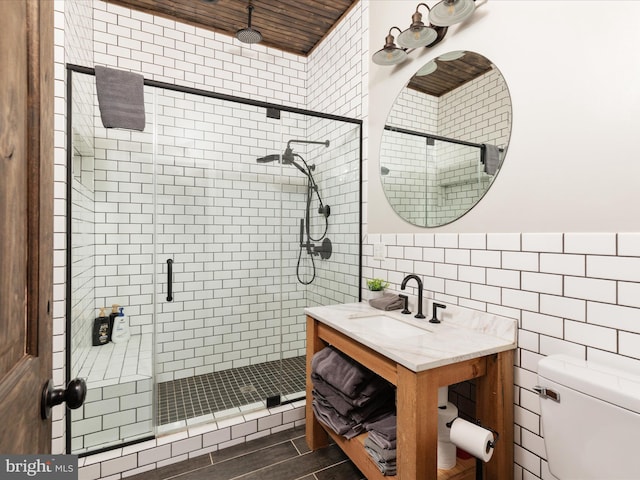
[482,144,501,176]
[311,372,394,413]
[311,398,363,439]
[369,292,404,311]
[95,66,145,131]
[366,413,397,449]
[311,346,374,399]
[312,381,394,425]
[365,436,397,462]
[364,445,397,476]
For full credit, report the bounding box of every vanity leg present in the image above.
[305,315,329,451]
[476,350,514,480]
[396,365,438,480]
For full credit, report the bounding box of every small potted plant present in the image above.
[366,278,389,300]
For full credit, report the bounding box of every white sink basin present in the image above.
[346,314,431,340]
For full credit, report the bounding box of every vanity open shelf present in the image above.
[304,304,515,480]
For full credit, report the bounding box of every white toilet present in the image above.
[535,354,640,479]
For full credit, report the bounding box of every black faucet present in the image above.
[400,274,425,319]
[429,302,447,324]
[398,294,411,314]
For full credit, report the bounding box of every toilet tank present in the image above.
[536,354,640,480]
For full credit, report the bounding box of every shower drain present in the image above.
[239,385,257,394]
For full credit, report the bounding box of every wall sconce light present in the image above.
[372,27,409,66]
[397,3,438,49]
[373,0,475,66]
[429,0,475,27]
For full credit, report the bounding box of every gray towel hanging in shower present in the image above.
[482,143,501,176]
[95,65,145,131]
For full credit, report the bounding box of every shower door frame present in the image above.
[65,63,364,455]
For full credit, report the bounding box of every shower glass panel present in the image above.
[67,66,361,454]
[68,73,156,454]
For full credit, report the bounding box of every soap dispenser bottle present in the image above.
[92,307,110,346]
[108,304,120,342]
[110,306,131,344]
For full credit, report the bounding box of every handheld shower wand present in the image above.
[255,139,331,285]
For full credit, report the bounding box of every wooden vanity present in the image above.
[304,305,515,480]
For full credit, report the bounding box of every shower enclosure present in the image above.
[66,65,362,454]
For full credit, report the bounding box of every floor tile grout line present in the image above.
[310,459,358,477]
[225,449,319,480]
[290,438,303,456]
[156,436,308,480]
[204,434,308,470]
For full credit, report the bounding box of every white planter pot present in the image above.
[364,289,385,301]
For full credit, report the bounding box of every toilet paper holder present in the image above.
[446,417,499,451]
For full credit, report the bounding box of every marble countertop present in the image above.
[305,302,517,372]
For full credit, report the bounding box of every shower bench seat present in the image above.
[74,334,152,388]
[71,335,155,452]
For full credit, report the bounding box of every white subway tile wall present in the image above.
[364,232,640,479]
[58,0,365,475]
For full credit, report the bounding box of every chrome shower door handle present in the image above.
[167,259,173,302]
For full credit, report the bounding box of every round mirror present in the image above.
[380,51,512,227]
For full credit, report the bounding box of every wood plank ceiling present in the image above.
[101,0,359,56]
[407,51,493,97]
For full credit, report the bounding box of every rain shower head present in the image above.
[256,139,329,177]
[236,5,262,44]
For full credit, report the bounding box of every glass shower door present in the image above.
[68,67,362,451]
[153,89,293,430]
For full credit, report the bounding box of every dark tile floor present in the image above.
[157,356,307,425]
[127,427,365,480]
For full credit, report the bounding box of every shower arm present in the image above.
[286,139,330,149]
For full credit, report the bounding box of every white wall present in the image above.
[368,1,640,233]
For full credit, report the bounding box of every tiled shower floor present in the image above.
[157,356,306,425]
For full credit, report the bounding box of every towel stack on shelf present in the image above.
[364,414,397,476]
[311,346,395,440]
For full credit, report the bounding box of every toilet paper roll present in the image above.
[450,418,495,462]
[437,402,458,442]
[437,440,457,470]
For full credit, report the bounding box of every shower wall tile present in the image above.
[69,0,364,472]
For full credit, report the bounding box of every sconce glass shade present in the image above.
[372,31,408,65]
[397,10,438,48]
[415,60,437,76]
[437,50,465,61]
[428,0,475,27]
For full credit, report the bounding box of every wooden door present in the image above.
[0,0,54,453]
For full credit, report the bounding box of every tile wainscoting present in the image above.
[364,231,640,478]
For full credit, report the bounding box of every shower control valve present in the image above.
[318,205,331,217]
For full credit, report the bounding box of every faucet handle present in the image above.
[398,294,411,314]
[429,303,447,324]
